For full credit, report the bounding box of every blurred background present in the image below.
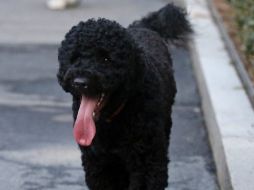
[4,0,254,189]
[0,0,181,44]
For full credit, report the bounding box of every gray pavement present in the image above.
[0,0,219,189]
[0,0,167,44]
[0,45,219,190]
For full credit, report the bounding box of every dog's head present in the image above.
[57,19,142,146]
[58,19,141,100]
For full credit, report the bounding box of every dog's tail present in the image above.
[129,3,192,43]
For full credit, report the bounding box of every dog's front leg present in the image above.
[128,119,170,190]
[145,144,169,190]
[127,143,169,190]
[127,152,146,190]
[145,122,169,190]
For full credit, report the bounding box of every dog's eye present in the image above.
[103,56,111,64]
[102,54,110,63]
[96,49,110,63]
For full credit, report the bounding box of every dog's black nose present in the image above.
[73,77,89,89]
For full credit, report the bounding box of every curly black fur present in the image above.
[57,3,192,190]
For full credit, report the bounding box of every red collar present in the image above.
[106,100,127,122]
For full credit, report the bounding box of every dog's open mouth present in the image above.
[93,93,105,120]
[73,93,106,146]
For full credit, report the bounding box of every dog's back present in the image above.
[127,3,192,113]
[128,28,176,111]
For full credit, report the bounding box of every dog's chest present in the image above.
[92,118,137,152]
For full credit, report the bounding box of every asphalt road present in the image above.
[0,45,219,190]
[0,0,170,44]
[0,0,219,189]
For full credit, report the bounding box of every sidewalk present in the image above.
[0,0,219,189]
[187,0,254,190]
[0,0,166,44]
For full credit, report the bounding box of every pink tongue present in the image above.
[73,96,97,146]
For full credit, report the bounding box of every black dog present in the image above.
[57,4,192,190]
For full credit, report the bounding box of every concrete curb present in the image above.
[206,0,254,108]
[187,0,254,190]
